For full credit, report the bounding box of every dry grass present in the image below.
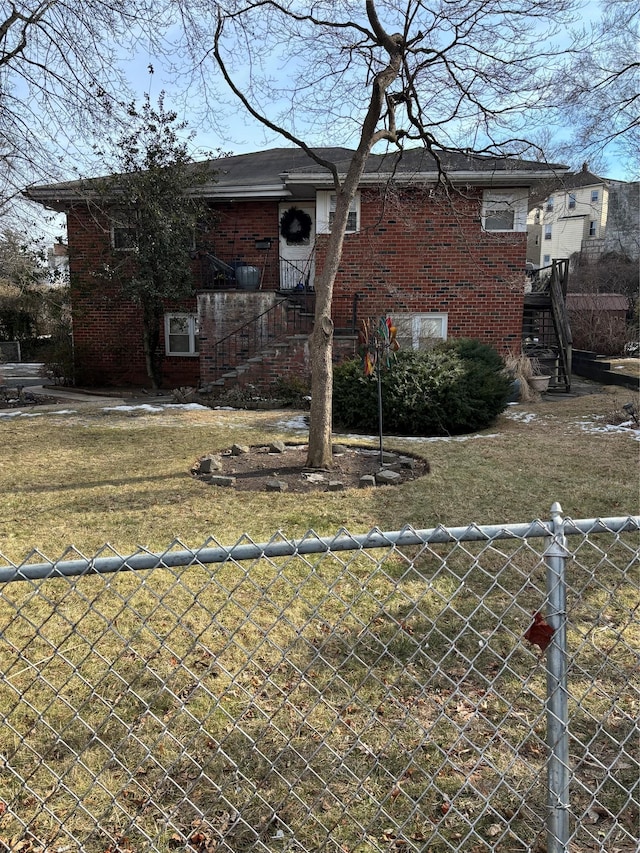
[608,357,640,379]
[0,389,638,852]
[1,387,638,561]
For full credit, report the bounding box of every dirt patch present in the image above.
[0,392,59,410]
[191,443,430,492]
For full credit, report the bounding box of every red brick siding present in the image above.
[65,186,526,388]
[66,205,200,387]
[318,187,526,353]
[207,334,357,397]
[206,201,283,291]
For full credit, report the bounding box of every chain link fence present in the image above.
[0,506,638,853]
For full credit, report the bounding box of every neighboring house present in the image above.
[526,164,609,268]
[602,180,640,261]
[26,147,566,390]
[47,239,69,280]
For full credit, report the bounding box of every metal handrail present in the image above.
[211,295,315,380]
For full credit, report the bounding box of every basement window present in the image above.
[165,313,199,356]
[393,313,448,350]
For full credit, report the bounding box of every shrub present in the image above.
[271,375,311,407]
[333,338,511,436]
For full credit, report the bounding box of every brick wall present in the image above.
[65,185,527,388]
[319,187,526,353]
[206,333,358,398]
[206,201,282,291]
[66,204,200,387]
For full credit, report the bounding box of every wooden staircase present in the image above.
[523,259,573,392]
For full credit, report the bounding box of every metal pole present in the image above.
[376,340,384,466]
[546,501,570,853]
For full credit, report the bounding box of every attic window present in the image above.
[484,208,515,231]
[481,190,527,232]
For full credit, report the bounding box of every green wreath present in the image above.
[280,206,312,243]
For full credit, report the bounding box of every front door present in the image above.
[278,202,315,291]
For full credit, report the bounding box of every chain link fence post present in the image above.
[546,501,570,853]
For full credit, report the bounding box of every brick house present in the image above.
[26,147,565,390]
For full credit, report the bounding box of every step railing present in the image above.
[210,296,315,381]
[548,260,572,391]
[279,255,315,292]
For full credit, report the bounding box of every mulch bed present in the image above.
[191,443,430,493]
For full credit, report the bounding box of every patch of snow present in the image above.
[503,410,540,424]
[214,406,240,411]
[275,415,308,431]
[575,419,640,440]
[162,403,210,411]
[0,410,44,418]
[417,433,500,444]
[101,402,210,414]
[102,404,165,413]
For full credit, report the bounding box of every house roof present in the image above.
[24,146,568,210]
[528,165,608,208]
[566,293,629,311]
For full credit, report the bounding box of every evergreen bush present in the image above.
[333,338,511,436]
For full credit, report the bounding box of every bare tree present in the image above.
[551,0,640,177]
[173,0,577,467]
[1,1,168,222]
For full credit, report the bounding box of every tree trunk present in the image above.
[142,301,162,389]
[305,18,403,468]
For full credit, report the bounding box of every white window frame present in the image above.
[481,189,528,232]
[588,220,597,237]
[543,254,551,265]
[164,312,199,357]
[316,191,360,234]
[544,224,552,240]
[591,189,599,203]
[546,197,554,212]
[393,313,448,350]
[568,193,576,209]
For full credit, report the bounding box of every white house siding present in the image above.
[527,180,608,265]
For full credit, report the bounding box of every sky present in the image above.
[18,0,636,241]
[106,0,632,182]
[99,0,632,181]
